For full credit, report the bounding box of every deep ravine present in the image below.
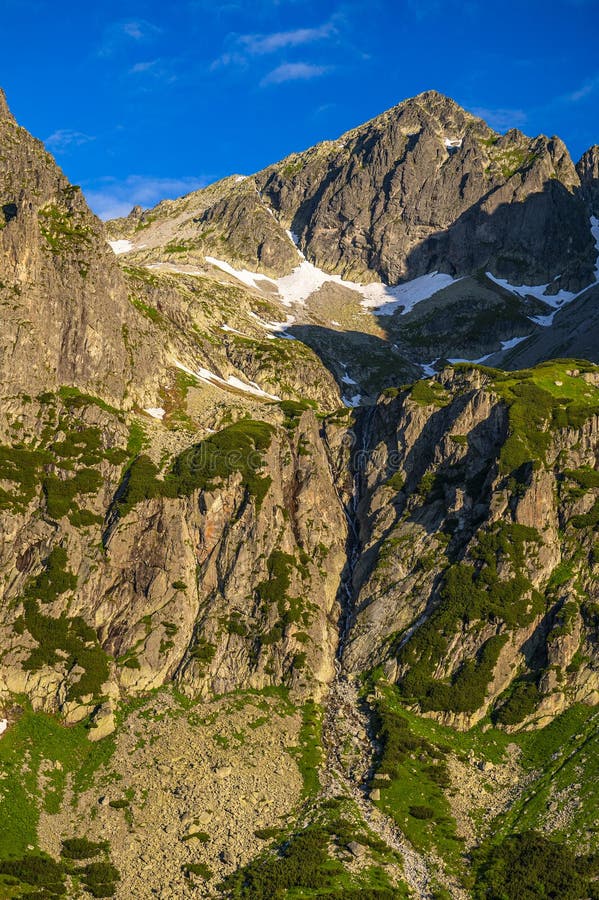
[319,405,463,899]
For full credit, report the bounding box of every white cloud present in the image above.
[212,19,336,69]
[239,22,335,55]
[83,175,211,221]
[45,129,95,152]
[261,62,331,86]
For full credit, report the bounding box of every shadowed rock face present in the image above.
[577,144,599,215]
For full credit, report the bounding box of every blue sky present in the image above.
[2,0,598,219]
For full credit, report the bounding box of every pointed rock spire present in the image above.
[577,145,599,215]
[0,87,16,123]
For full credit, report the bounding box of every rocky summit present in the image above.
[0,87,598,900]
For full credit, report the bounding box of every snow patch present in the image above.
[360,272,463,316]
[444,137,463,151]
[420,360,439,377]
[278,228,463,312]
[0,719,7,736]
[447,353,492,365]
[343,393,362,408]
[108,239,134,255]
[341,371,358,386]
[249,312,297,340]
[144,407,165,420]
[486,219,599,327]
[446,333,531,367]
[280,229,460,313]
[485,272,578,308]
[500,335,531,351]
[205,256,277,291]
[174,361,280,401]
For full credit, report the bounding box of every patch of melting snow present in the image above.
[249,311,297,340]
[447,353,493,365]
[486,218,599,327]
[500,335,531,351]
[444,137,463,150]
[341,367,358,386]
[446,333,531,366]
[234,175,247,183]
[485,272,578,308]
[343,393,362,408]
[203,229,461,317]
[0,719,7,736]
[278,231,462,312]
[220,323,246,335]
[174,360,280,401]
[420,359,439,377]
[205,256,277,291]
[360,272,463,316]
[530,311,558,327]
[144,407,165,420]
[108,239,134,255]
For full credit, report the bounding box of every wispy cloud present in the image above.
[45,129,95,152]
[128,58,179,83]
[470,106,528,130]
[562,74,599,103]
[240,22,335,55]
[261,62,331,86]
[84,175,211,220]
[130,60,159,74]
[98,19,162,57]
[212,20,336,69]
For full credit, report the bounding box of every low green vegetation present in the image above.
[288,700,322,798]
[0,708,115,860]
[410,379,450,408]
[222,797,409,899]
[38,203,92,254]
[486,361,599,475]
[473,831,599,900]
[129,294,163,323]
[118,419,275,517]
[254,549,313,647]
[369,697,462,873]
[395,523,542,714]
[20,598,109,700]
[492,677,541,726]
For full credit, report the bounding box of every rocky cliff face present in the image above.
[577,144,599,214]
[342,363,599,729]
[0,90,137,403]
